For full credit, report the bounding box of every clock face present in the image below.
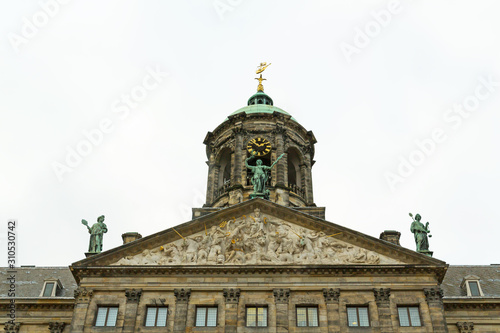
[247,137,272,156]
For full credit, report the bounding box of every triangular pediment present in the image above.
[72,199,445,268]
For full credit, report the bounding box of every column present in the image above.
[424,288,448,332]
[4,323,20,333]
[123,289,142,332]
[374,288,393,333]
[48,322,66,333]
[323,288,340,333]
[456,322,474,333]
[275,128,286,187]
[69,287,93,333]
[232,127,244,186]
[273,288,290,333]
[205,159,216,205]
[223,288,240,333]
[173,288,191,333]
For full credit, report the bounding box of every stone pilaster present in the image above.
[274,125,286,187]
[323,288,340,333]
[424,288,448,333]
[48,322,66,333]
[232,127,244,186]
[374,288,393,333]
[205,160,216,205]
[303,157,315,205]
[173,288,191,333]
[223,288,240,333]
[456,322,474,333]
[123,289,142,332]
[273,288,290,333]
[69,287,93,333]
[4,323,20,333]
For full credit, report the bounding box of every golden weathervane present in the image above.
[255,62,271,92]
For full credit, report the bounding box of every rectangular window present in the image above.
[95,306,118,327]
[42,282,54,297]
[195,307,217,327]
[398,306,421,327]
[468,281,480,296]
[246,306,268,327]
[296,306,319,327]
[347,306,370,327]
[145,307,168,327]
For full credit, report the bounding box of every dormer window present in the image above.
[40,279,62,297]
[461,275,483,297]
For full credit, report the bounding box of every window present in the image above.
[246,306,267,327]
[145,307,167,327]
[347,306,370,327]
[468,281,481,296]
[461,275,484,296]
[40,279,62,297]
[95,306,118,327]
[195,307,217,327]
[398,306,421,327]
[296,306,319,327]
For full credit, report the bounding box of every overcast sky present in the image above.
[1,1,500,267]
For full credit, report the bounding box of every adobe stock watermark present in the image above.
[7,0,72,54]
[51,66,169,182]
[385,75,499,192]
[213,0,244,21]
[339,0,402,64]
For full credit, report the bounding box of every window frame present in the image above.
[144,306,168,327]
[466,280,483,296]
[296,305,319,327]
[94,305,119,327]
[346,305,370,327]
[397,305,422,327]
[245,305,268,327]
[39,279,62,297]
[195,306,218,327]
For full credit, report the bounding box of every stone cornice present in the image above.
[0,299,74,311]
[70,265,447,283]
[443,298,500,310]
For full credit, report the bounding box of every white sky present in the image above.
[1,1,500,266]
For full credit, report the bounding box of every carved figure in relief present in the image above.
[163,243,181,264]
[182,236,202,263]
[112,213,393,266]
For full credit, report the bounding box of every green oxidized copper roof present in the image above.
[228,105,296,121]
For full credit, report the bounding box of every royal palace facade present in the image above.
[1,68,499,332]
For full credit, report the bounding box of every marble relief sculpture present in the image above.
[114,209,398,266]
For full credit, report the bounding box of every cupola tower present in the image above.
[202,64,318,210]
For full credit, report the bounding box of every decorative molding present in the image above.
[223,288,241,304]
[4,323,20,333]
[323,288,340,303]
[74,287,93,304]
[444,302,500,310]
[48,322,66,333]
[174,288,191,303]
[71,266,448,283]
[273,288,290,304]
[456,322,474,333]
[125,289,142,303]
[373,288,391,305]
[424,287,444,304]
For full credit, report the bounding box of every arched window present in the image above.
[217,148,232,189]
[287,148,301,187]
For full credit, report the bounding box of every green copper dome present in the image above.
[228,104,296,122]
[225,90,297,122]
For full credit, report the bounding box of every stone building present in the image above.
[1,75,499,332]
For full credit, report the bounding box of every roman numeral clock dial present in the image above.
[246,137,272,157]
